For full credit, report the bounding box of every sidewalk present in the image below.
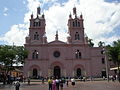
[0,81,120,90]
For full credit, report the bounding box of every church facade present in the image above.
[23,7,107,78]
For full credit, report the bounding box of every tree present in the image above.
[0,45,16,84]
[108,39,120,82]
[0,45,28,84]
[14,46,28,64]
[98,41,105,47]
[88,39,94,47]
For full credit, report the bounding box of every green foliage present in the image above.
[0,45,16,66]
[88,39,94,47]
[108,47,119,64]
[0,45,28,75]
[98,41,105,47]
[107,39,120,69]
[14,46,28,64]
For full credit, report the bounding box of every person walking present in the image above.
[27,77,30,85]
[52,78,56,90]
[14,81,20,90]
[59,79,63,90]
[56,79,60,90]
[66,79,69,87]
[42,78,45,84]
[48,78,52,90]
[71,78,75,87]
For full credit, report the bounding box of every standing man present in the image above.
[71,78,75,87]
[48,78,52,90]
[27,77,30,85]
[59,79,63,90]
[66,79,69,87]
[56,78,60,90]
[15,81,20,90]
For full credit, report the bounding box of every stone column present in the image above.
[28,70,32,77]
[48,69,51,77]
[27,71,30,77]
[39,71,42,76]
[63,69,66,77]
[83,70,87,76]
[72,70,75,77]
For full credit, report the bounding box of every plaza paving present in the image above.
[0,81,120,90]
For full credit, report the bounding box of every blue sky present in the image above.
[0,0,26,34]
[0,0,120,46]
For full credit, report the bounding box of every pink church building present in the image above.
[23,6,108,79]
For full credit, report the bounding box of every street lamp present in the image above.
[102,44,109,82]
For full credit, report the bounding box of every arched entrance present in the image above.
[74,64,84,77]
[76,68,81,77]
[54,66,61,78]
[33,68,38,78]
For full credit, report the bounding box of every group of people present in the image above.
[48,77,75,90]
[109,75,118,81]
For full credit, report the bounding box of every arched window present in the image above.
[78,22,80,27]
[38,21,41,26]
[75,20,77,27]
[102,58,105,64]
[34,34,37,40]
[73,21,75,27]
[75,32,80,40]
[32,50,39,59]
[75,50,81,59]
[79,52,81,58]
[33,22,40,27]
[33,22,36,27]
[36,22,38,26]
[34,32,39,40]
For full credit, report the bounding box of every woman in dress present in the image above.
[52,78,56,90]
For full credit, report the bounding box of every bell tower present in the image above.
[26,6,47,44]
[67,6,85,44]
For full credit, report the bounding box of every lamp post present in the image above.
[102,44,109,82]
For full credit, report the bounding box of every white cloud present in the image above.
[94,35,120,46]
[3,7,8,12]
[43,0,58,3]
[0,0,120,46]
[24,0,40,23]
[0,0,40,45]
[3,13,8,16]
[1,24,28,45]
[23,0,26,4]
[45,0,120,44]
[3,7,8,16]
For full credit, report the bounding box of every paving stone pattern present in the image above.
[0,81,120,90]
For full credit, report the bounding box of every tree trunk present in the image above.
[117,63,120,82]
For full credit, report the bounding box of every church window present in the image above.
[34,32,39,40]
[75,50,81,59]
[32,50,39,59]
[102,58,105,64]
[73,20,79,27]
[73,21,75,27]
[39,21,41,26]
[75,20,77,27]
[33,21,41,27]
[36,22,38,26]
[33,22,36,27]
[75,32,80,40]
[53,51,60,58]
[78,22,80,27]
[34,33,36,40]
